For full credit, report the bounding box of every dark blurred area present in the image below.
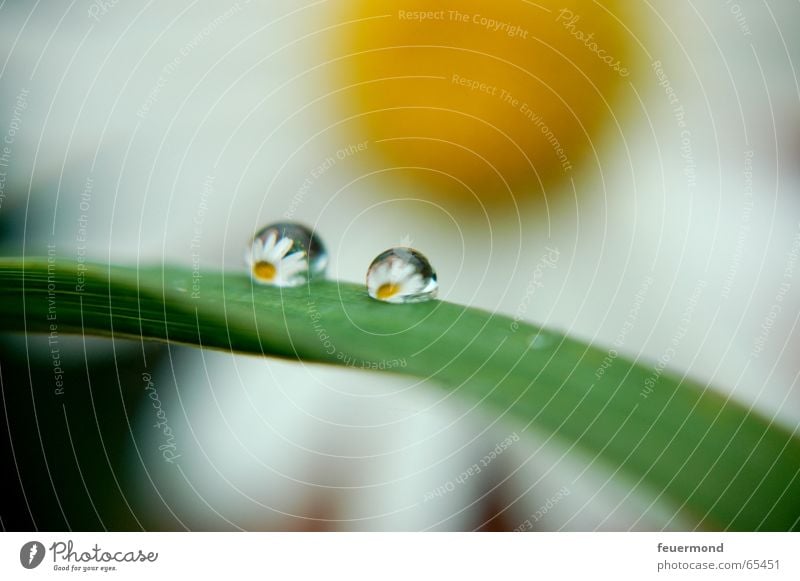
[0,199,169,531]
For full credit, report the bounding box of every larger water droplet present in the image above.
[245,222,327,287]
[366,247,438,303]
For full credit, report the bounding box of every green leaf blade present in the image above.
[1,257,797,530]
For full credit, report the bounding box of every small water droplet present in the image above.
[245,222,327,287]
[367,247,438,304]
[529,332,555,349]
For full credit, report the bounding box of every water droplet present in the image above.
[245,222,327,287]
[367,247,438,303]
[529,331,556,349]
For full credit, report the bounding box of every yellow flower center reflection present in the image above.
[376,283,400,300]
[253,261,276,282]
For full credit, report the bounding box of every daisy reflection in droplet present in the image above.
[366,247,438,304]
[245,222,327,288]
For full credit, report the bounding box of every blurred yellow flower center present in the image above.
[377,283,400,300]
[330,0,635,200]
[253,261,276,281]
